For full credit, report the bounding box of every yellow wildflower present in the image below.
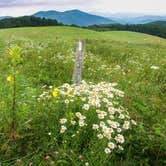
[52,88,59,97]
[7,76,13,82]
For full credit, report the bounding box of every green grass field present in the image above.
[0,26,166,165]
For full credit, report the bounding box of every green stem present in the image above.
[10,66,16,141]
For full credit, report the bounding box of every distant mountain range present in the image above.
[33,10,114,26]
[0,10,166,26]
[109,15,166,24]
[33,10,166,25]
[92,12,166,24]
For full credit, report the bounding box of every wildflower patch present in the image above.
[39,81,136,155]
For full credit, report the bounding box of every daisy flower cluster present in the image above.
[41,81,136,154]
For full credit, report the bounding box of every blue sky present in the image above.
[0,0,166,16]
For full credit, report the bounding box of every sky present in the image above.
[0,0,166,17]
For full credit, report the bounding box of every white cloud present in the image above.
[0,0,166,16]
[93,0,166,14]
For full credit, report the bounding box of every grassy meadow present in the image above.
[0,26,166,165]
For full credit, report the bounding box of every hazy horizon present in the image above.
[0,9,166,18]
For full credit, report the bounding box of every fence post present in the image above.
[73,40,85,84]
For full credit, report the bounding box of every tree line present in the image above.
[88,22,166,39]
[0,16,63,28]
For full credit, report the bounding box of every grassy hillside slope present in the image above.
[0,27,166,165]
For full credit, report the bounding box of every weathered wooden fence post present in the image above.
[73,40,85,84]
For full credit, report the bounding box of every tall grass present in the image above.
[0,27,166,165]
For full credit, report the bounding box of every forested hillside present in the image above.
[0,16,61,28]
[88,22,166,38]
